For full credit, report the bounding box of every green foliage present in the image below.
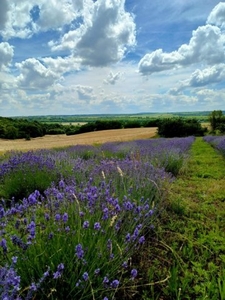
[154,137,225,299]
[208,110,225,133]
[0,117,46,139]
[1,164,59,201]
[158,117,207,137]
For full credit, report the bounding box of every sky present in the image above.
[0,0,225,116]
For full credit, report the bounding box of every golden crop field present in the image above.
[0,127,157,152]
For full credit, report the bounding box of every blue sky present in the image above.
[0,0,225,116]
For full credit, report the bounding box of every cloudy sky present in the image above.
[0,0,225,116]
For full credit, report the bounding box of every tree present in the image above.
[208,110,223,132]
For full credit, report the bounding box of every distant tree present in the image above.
[158,118,206,138]
[209,110,223,132]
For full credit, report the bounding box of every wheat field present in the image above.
[0,128,157,152]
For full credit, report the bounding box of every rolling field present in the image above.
[0,127,157,152]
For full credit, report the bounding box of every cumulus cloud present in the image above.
[16,58,60,89]
[207,2,225,29]
[104,71,121,84]
[0,0,9,30]
[139,24,225,75]
[37,0,76,31]
[76,85,95,100]
[0,42,14,70]
[0,0,79,39]
[41,56,81,74]
[50,0,136,66]
[169,64,225,95]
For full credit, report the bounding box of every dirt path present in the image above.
[0,127,157,152]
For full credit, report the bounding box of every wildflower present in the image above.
[62,213,68,222]
[103,276,109,286]
[0,238,7,253]
[122,261,128,269]
[59,179,65,189]
[139,236,145,244]
[125,233,131,242]
[131,269,138,279]
[83,221,89,229]
[12,256,18,264]
[94,268,100,275]
[110,279,119,288]
[82,272,89,281]
[48,232,54,239]
[30,282,37,291]
[53,263,64,279]
[65,226,70,232]
[55,214,61,222]
[94,222,101,231]
[75,244,84,259]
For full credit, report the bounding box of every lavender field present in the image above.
[0,137,195,299]
[203,135,225,156]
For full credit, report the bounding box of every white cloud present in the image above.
[0,0,9,30]
[37,0,76,31]
[169,64,225,94]
[0,42,14,70]
[76,85,95,101]
[207,2,225,29]
[16,58,60,89]
[0,0,80,39]
[50,0,136,66]
[188,64,225,87]
[41,56,81,74]
[104,71,122,84]
[139,24,225,75]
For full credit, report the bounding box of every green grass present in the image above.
[144,137,225,299]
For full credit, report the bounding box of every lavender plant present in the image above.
[203,135,225,156]
[0,137,194,299]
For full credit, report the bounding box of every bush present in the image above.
[158,118,206,138]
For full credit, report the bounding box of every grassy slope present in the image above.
[142,137,225,300]
[161,137,225,299]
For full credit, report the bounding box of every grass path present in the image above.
[154,137,225,299]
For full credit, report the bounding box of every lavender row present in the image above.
[203,135,225,156]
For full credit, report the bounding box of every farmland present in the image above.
[0,128,157,152]
[0,134,225,299]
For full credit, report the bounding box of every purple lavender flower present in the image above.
[27,221,36,239]
[53,263,64,279]
[65,226,70,232]
[139,236,145,244]
[12,256,18,264]
[131,269,138,279]
[75,243,84,259]
[82,272,89,281]
[94,222,101,230]
[48,232,54,239]
[55,213,61,222]
[83,220,89,229]
[30,282,37,291]
[0,238,7,253]
[94,268,100,275]
[103,276,109,286]
[62,213,68,222]
[110,279,119,288]
[125,233,131,242]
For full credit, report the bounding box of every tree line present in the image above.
[0,111,224,140]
